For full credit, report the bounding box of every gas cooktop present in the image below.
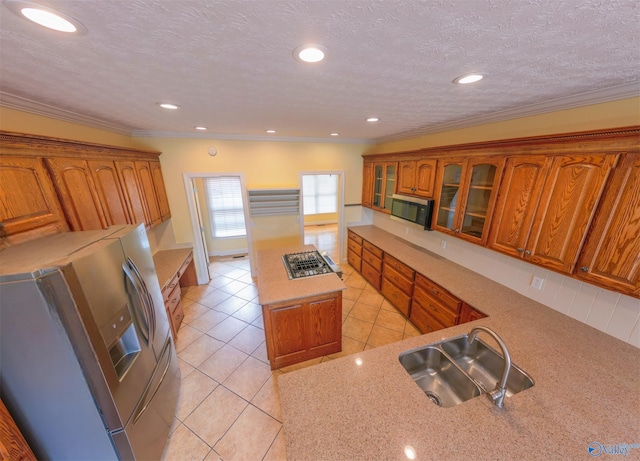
[282,250,341,280]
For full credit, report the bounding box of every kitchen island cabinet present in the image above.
[278,225,640,460]
[256,245,345,370]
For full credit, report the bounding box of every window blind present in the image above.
[204,177,247,238]
[302,174,337,215]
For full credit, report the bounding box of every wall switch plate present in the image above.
[441,240,446,249]
[531,276,544,290]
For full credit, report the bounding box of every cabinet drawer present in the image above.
[412,285,457,327]
[362,248,382,272]
[410,299,447,334]
[178,253,193,279]
[163,274,180,303]
[415,273,461,313]
[380,278,411,316]
[347,238,363,255]
[361,261,381,290]
[171,300,184,334]
[166,283,182,314]
[383,254,415,282]
[348,230,363,245]
[382,264,413,296]
[347,248,362,272]
[363,240,383,259]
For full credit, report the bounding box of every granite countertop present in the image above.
[278,226,640,460]
[152,248,193,291]
[256,244,346,306]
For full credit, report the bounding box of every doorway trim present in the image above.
[183,172,255,284]
[298,171,345,263]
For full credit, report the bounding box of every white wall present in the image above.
[370,211,640,348]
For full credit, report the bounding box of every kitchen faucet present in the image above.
[467,326,511,408]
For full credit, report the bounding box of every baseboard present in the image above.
[304,221,339,226]
[208,248,249,257]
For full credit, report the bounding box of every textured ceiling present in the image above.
[1,0,639,142]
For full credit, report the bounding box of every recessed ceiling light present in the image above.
[366,117,379,123]
[293,44,327,63]
[157,103,180,110]
[265,129,276,134]
[5,0,87,34]
[195,126,207,131]
[453,73,485,84]
[330,133,339,136]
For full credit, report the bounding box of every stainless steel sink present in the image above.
[398,346,482,408]
[399,332,534,408]
[440,336,534,396]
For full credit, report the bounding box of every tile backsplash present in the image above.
[368,211,640,348]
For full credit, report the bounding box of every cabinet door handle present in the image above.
[524,250,531,255]
[516,248,524,253]
[580,266,589,272]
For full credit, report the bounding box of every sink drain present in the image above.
[425,391,442,406]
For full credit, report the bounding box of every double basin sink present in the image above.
[399,331,534,408]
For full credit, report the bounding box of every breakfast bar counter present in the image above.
[278,226,640,460]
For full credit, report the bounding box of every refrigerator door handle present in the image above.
[126,258,156,342]
[122,263,150,344]
[131,338,174,424]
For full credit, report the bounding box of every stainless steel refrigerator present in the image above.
[0,224,180,460]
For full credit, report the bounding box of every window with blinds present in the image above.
[302,174,337,215]
[204,177,247,238]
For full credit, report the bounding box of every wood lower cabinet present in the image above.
[458,302,487,324]
[361,240,383,289]
[397,159,437,197]
[489,153,619,274]
[380,254,415,316]
[262,291,342,370]
[575,153,640,296]
[0,156,68,244]
[410,273,462,334]
[0,399,36,461]
[347,230,363,271]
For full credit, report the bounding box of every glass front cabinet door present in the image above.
[372,162,397,213]
[434,157,504,243]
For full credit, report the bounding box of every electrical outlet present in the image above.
[405,226,409,235]
[531,276,544,290]
[441,240,446,249]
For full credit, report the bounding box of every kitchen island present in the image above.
[278,226,640,460]
[257,245,346,370]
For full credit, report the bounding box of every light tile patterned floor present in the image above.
[161,255,420,461]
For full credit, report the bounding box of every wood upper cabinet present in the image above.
[397,159,437,197]
[362,161,373,208]
[44,157,107,231]
[0,156,68,242]
[134,161,161,227]
[575,153,640,296]
[433,157,504,244]
[372,162,397,212]
[150,161,171,220]
[87,159,132,226]
[489,153,619,274]
[115,161,149,227]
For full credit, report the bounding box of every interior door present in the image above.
[191,179,212,282]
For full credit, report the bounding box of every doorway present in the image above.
[183,172,255,282]
[299,172,344,264]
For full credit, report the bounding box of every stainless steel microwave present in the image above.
[390,194,434,230]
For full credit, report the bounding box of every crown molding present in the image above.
[0,92,134,135]
[2,81,638,145]
[130,130,374,145]
[376,81,640,143]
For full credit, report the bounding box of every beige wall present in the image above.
[368,96,640,154]
[0,106,144,149]
[131,137,368,248]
